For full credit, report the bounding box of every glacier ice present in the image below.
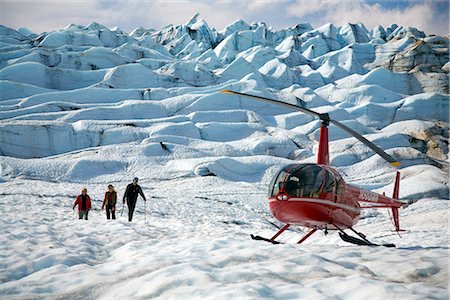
[0,15,447,197]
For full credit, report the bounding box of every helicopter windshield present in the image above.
[269,169,289,197]
[269,164,329,198]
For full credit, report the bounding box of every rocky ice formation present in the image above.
[368,33,449,74]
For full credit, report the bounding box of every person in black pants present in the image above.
[102,184,117,220]
[123,177,146,222]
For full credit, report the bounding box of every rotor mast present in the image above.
[317,113,330,165]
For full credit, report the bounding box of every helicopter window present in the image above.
[286,165,325,198]
[269,170,289,197]
[310,169,325,197]
[284,177,299,195]
[323,170,335,193]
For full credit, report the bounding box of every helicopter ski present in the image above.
[221,89,412,247]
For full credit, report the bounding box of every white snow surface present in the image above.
[0,17,449,299]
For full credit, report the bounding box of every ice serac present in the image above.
[272,23,313,45]
[312,43,375,75]
[339,23,370,46]
[175,40,202,59]
[372,25,387,41]
[238,46,278,69]
[301,37,329,59]
[300,23,342,59]
[98,63,183,89]
[216,57,262,83]
[387,26,426,41]
[185,13,217,50]
[277,49,309,67]
[159,60,215,86]
[152,25,180,46]
[0,121,100,158]
[38,30,103,48]
[394,93,449,123]
[98,28,130,48]
[165,33,193,56]
[317,60,350,82]
[214,26,268,63]
[335,67,448,95]
[0,25,28,41]
[213,32,239,63]
[0,61,106,90]
[129,26,153,38]
[385,24,399,38]
[113,41,173,62]
[13,47,132,70]
[315,83,404,105]
[0,80,54,100]
[275,35,301,52]
[259,58,299,89]
[195,49,223,69]
[136,34,173,57]
[218,19,251,40]
[150,13,216,57]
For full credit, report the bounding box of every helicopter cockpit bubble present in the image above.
[270,164,338,198]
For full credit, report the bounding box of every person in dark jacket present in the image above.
[123,177,146,222]
[102,184,117,220]
[73,188,92,220]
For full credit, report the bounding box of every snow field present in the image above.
[0,178,448,299]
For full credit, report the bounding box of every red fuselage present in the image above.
[268,163,360,229]
[268,163,403,230]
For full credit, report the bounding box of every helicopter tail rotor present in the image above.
[392,171,401,231]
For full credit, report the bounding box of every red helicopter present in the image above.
[221,90,410,247]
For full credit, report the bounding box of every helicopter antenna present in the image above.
[221,90,400,167]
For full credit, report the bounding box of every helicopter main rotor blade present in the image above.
[221,89,322,118]
[221,89,400,167]
[328,119,400,167]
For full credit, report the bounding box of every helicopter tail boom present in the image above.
[350,171,404,231]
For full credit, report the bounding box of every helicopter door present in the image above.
[323,170,335,193]
[322,170,337,201]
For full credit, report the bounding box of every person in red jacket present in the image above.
[102,184,117,220]
[73,188,92,220]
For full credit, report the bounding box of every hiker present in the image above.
[123,177,146,222]
[73,188,92,220]
[102,184,117,220]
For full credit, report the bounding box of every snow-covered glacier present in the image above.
[0,14,448,299]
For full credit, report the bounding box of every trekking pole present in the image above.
[144,201,147,224]
[121,203,124,217]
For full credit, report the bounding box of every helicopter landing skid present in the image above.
[250,234,282,244]
[251,227,318,245]
[336,226,396,248]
